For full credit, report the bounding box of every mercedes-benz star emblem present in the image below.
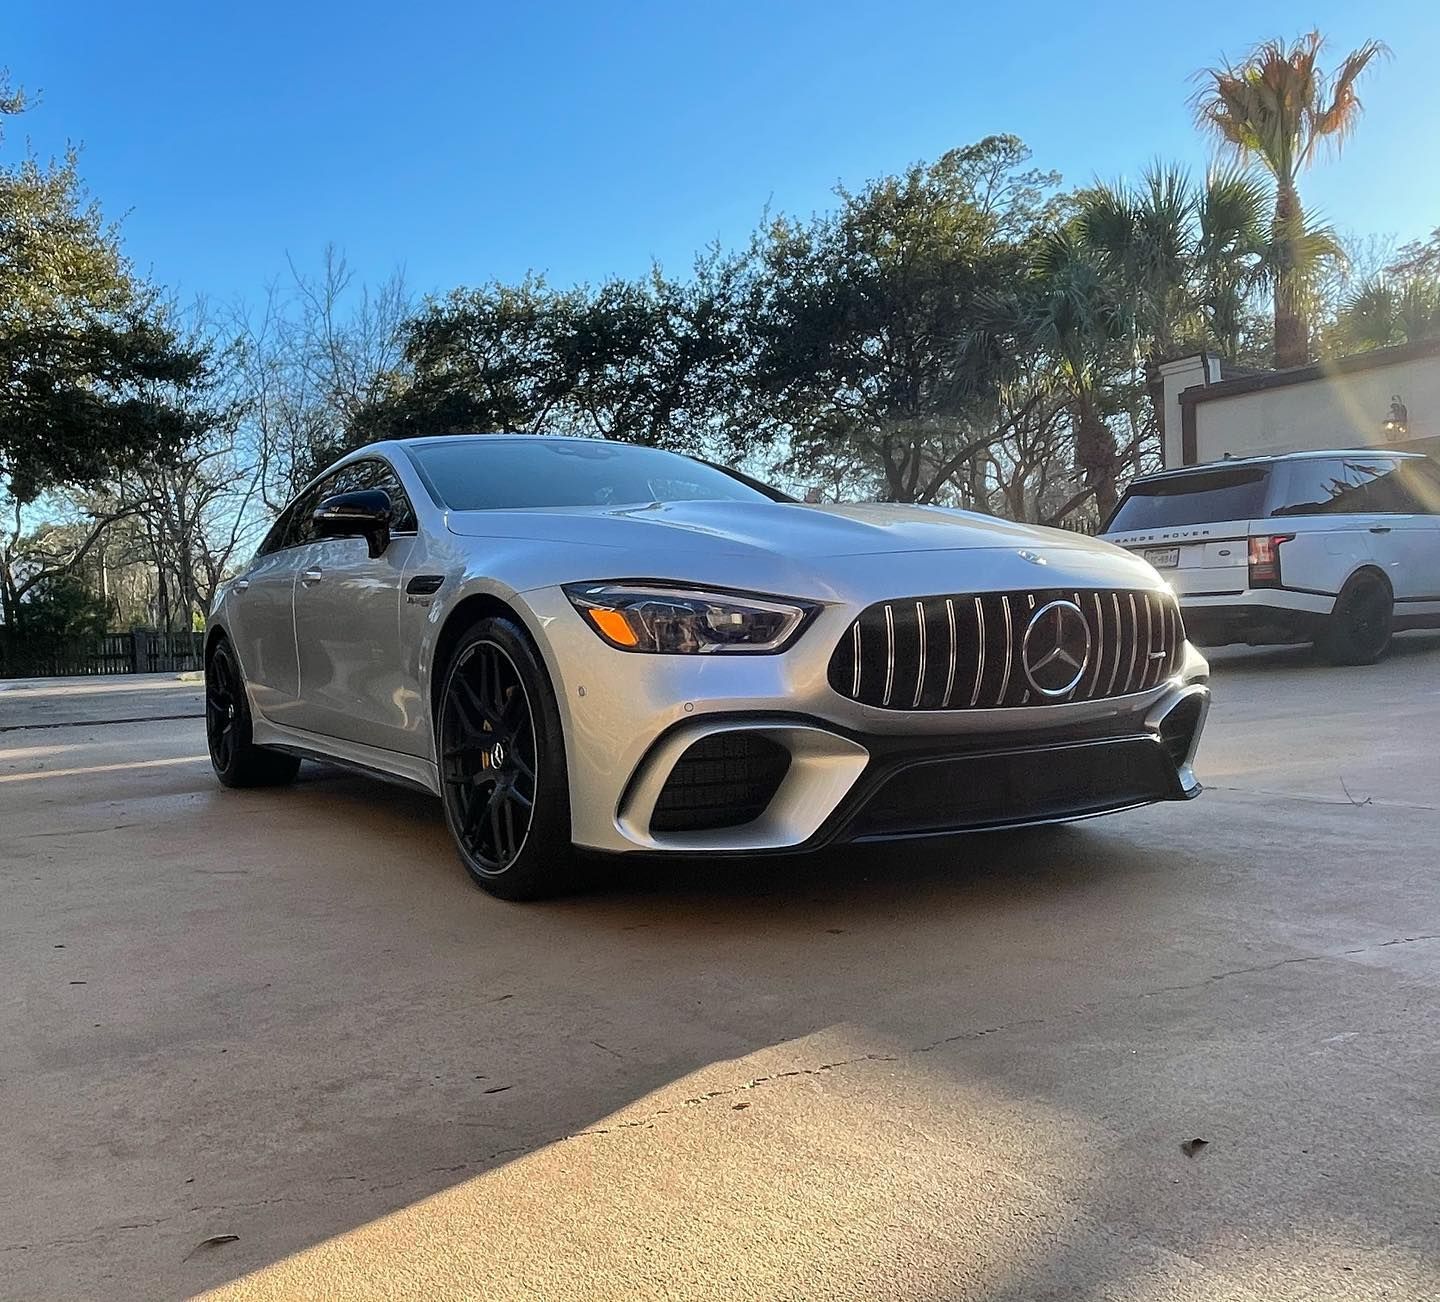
[1021,600,1092,698]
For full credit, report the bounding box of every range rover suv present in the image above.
[1102,450,1440,664]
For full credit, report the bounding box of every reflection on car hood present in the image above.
[445,499,1107,559]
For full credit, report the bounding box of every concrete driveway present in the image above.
[2,640,1439,1300]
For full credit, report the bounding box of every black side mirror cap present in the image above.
[313,489,393,558]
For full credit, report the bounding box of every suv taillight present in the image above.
[1248,534,1294,588]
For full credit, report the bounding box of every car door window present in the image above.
[254,505,295,559]
[1272,458,1404,516]
[310,459,418,534]
[353,459,418,533]
[281,472,343,549]
[254,459,418,559]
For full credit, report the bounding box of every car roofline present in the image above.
[394,433,617,449]
[1131,448,1425,485]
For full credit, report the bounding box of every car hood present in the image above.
[442,499,1161,602]
[445,499,1105,559]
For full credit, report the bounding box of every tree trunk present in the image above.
[1144,356,1166,444]
[1073,397,1118,522]
[1273,181,1309,370]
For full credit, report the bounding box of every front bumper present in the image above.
[519,583,1210,854]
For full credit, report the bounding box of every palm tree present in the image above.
[1192,30,1388,368]
[1077,165,1276,364]
[1018,229,1135,519]
[1334,274,1440,352]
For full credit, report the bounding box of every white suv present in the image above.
[1102,450,1440,664]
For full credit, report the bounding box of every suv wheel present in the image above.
[436,617,574,901]
[1315,572,1393,666]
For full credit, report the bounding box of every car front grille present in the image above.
[827,588,1185,711]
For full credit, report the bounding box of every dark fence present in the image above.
[0,629,206,680]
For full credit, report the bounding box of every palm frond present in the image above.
[1191,30,1386,183]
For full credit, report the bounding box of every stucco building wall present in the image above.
[1159,340,1440,467]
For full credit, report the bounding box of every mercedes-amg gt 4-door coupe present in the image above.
[205,436,1211,899]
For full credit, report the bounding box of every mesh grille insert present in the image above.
[649,733,792,833]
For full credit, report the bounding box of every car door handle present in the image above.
[234,579,250,593]
[301,567,323,585]
[1369,526,1392,534]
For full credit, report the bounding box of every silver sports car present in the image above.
[205,435,1211,899]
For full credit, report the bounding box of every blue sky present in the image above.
[7,1,1439,304]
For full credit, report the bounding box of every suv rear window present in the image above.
[1107,467,1270,531]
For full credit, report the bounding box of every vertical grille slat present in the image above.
[996,596,1013,708]
[1168,597,1183,680]
[942,599,957,707]
[1141,592,1155,690]
[1085,592,1105,699]
[969,597,986,707]
[1156,594,1168,686]
[830,586,1182,710]
[912,601,927,708]
[1123,594,1140,695]
[882,604,895,707]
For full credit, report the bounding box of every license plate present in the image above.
[1144,547,1180,569]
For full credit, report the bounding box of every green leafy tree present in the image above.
[1192,30,1388,368]
[741,136,1060,503]
[550,253,752,451]
[353,276,579,442]
[1,89,219,627]
[11,571,110,640]
[1,150,210,504]
[351,252,749,457]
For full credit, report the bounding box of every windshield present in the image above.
[405,439,782,511]
[1107,467,1271,531]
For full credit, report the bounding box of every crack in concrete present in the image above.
[1205,783,1440,813]
[561,931,1440,1140]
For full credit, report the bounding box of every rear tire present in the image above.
[436,616,575,901]
[206,638,301,787]
[1315,572,1394,666]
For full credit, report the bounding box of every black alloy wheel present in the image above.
[206,646,241,773]
[205,638,300,787]
[1316,572,1394,666]
[437,617,573,899]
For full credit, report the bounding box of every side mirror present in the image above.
[313,489,393,558]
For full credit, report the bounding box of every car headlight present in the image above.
[563,583,818,654]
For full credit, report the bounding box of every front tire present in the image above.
[436,617,574,901]
[1315,572,1394,666]
[206,638,301,788]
